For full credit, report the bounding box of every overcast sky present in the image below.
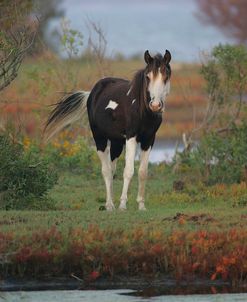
[49,0,233,62]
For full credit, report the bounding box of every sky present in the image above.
[48,0,233,62]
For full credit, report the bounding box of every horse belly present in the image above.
[94,106,126,140]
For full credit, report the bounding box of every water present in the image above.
[140,139,183,163]
[1,290,247,302]
[48,0,234,62]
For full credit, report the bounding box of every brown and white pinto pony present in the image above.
[44,50,172,211]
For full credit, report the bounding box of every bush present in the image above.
[43,132,100,176]
[200,44,247,132]
[176,123,247,185]
[0,135,58,209]
[175,44,247,185]
[196,124,247,184]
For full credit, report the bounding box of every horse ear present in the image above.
[164,49,171,65]
[144,50,153,65]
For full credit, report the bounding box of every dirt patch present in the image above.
[163,212,216,224]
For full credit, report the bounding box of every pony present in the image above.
[44,50,172,211]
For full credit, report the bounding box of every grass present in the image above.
[0,163,247,283]
[1,160,246,233]
[1,165,246,234]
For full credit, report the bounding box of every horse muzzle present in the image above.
[149,100,164,113]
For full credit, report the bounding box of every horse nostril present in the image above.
[149,100,162,112]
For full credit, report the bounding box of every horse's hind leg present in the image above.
[137,147,151,210]
[94,136,115,211]
[110,139,125,177]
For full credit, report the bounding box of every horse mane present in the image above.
[130,69,149,117]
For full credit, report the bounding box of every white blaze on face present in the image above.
[105,100,118,110]
[147,68,170,104]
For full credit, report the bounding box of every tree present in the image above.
[0,0,37,92]
[0,0,64,55]
[32,0,64,53]
[196,0,247,44]
[0,0,33,30]
[0,0,64,93]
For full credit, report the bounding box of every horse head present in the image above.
[144,50,172,113]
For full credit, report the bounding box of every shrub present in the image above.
[175,44,247,185]
[200,44,247,132]
[176,123,247,185]
[43,131,100,175]
[196,124,247,184]
[0,135,58,209]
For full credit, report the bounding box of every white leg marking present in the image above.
[111,158,117,177]
[132,99,136,105]
[97,148,115,211]
[105,100,118,110]
[137,147,151,210]
[119,137,137,210]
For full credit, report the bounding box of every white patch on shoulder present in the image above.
[126,87,132,96]
[132,99,136,104]
[105,100,118,110]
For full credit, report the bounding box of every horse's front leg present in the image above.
[137,147,151,210]
[119,137,137,210]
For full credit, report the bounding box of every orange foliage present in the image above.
[168,94,207,109]
[1,226,247,284]
[208,182,247,200]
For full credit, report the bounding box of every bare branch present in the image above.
[86,18,111,77]
[0,21,38,92]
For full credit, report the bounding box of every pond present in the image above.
[2,290,247,302]
[139,139,184,163]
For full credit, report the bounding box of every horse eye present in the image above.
[160,66,166,73]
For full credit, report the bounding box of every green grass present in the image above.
[1,163,247,282]
[1,163,246,235]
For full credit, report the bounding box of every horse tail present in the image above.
[43,91,90,143]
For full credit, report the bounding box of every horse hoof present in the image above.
[106,204,115,211]
[138,204,147,211]
[139,207,147,211]
[118,205,127,211]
